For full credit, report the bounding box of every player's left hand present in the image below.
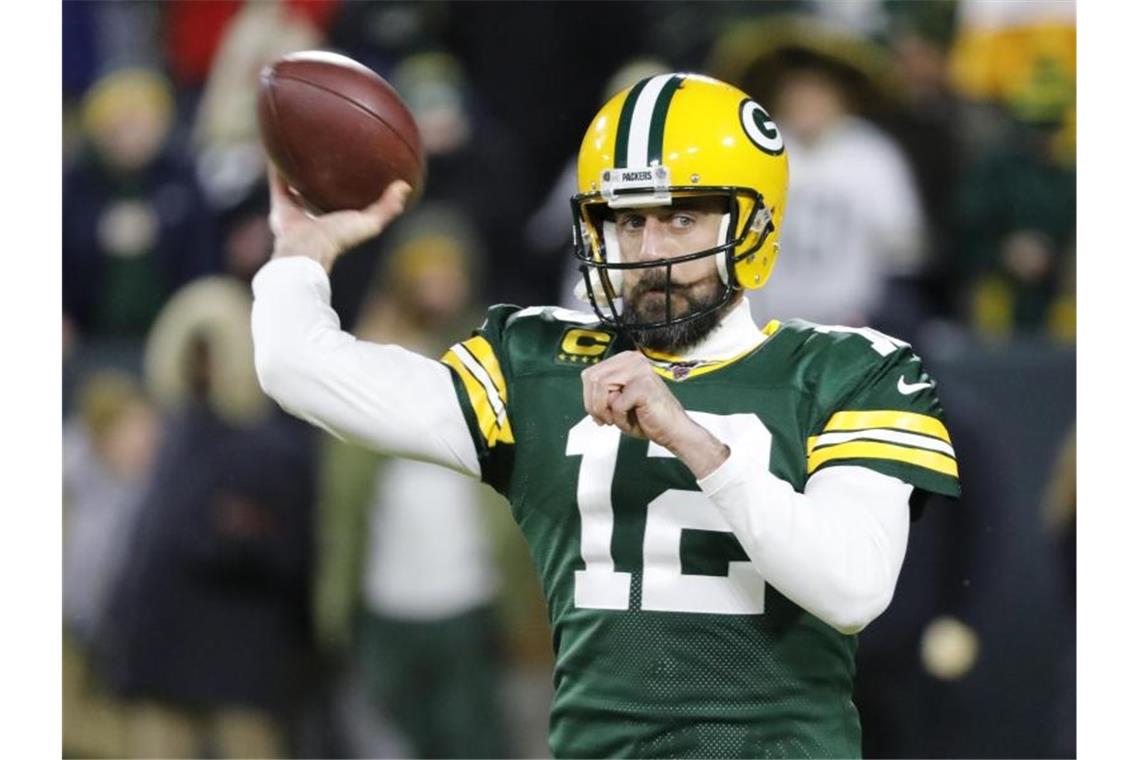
[581,351,694,447]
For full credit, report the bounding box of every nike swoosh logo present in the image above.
[898,376,933,395]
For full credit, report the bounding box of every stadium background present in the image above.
[60,1,1076,758]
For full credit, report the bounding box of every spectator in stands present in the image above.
[314,205,511,758]
[162,0,339,96]
[63,68,217,343]
[878,1,970,321]
[192,0,323,211]
[63,371,159,759]
[104,278,317,759]
[64,372,159,651]
[709,17,929,334]
[218,185,273,286]
[388,51,533,306]
[947,0,1076,340]
[325,0,450,77]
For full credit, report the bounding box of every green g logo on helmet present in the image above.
[740,100,785,156]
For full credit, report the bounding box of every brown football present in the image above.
[257,50,424,213]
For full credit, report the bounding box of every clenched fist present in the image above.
[580,351,730,478]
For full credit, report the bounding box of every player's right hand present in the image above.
[267,165,411,272]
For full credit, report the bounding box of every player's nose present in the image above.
[634,217,668,262]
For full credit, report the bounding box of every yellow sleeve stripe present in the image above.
[807,428,956,458]
[823,410,950,444]
[441,350,515,447]
[460,335,508,402]
[807,440,959,478]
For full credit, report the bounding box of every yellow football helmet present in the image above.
[571,72,789,329]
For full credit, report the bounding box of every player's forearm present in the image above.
[698,456,911,634]
[251,257,479,477]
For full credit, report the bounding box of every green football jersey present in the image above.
[441,305,960,759]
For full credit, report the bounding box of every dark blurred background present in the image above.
[61,1,1076,757]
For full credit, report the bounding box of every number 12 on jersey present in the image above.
[566,412,773,615]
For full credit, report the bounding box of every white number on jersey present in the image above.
[566,412,771,615]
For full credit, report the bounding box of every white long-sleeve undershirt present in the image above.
[251,256,912,634]
[699,451,911,633]
[251,256,481,476]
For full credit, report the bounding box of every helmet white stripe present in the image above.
[626,74,676,169]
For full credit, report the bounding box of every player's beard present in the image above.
[621,269,730,353]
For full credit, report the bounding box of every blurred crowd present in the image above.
[61,1,1076,758]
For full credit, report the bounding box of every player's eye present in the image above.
[670,213,696,229]
[617,214,645,231]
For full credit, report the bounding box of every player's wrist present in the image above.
[272,232,337,272]
[666,415,731,479]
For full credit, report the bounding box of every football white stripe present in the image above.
[812,428,956,458]
[626,74,674,168]
[455,344,507,424]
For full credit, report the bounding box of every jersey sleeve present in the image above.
[440,304,520,494]
[806,329,961,499]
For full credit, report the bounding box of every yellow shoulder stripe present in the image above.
[823,410,950,444]
[441,349,515,447]
[807,440,958,478]
[460,335,508,402]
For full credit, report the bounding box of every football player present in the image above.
[252,73,960,758]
